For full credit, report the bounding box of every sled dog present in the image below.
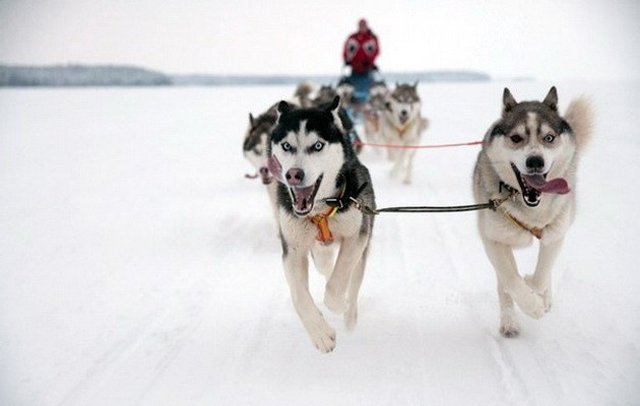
[243,104,280,221]
[473,87,592,336]
[380,82,429,184]
[363,81,389,146]
[267,96,375,352]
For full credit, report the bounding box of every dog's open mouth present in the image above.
[399,115,409,125]
[511,163,570,207]
[289,175,323,216]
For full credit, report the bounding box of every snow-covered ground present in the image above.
[1,81,639,405]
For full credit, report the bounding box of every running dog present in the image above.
[380,82,429,184]
[267,96,375,352]
[243,104,279,221]
[473,87,593,337]
[363,81,389,146]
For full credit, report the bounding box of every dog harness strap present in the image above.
[309,184,347,244]
[499,208,544,239]
[310,210,335,243]
[395,121,411,138]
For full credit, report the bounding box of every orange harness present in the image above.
[308,185,346,244]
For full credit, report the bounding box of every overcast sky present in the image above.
[1,0,639,80]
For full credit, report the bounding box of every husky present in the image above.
[243,104,279,220]
[293,81,315,108]
[311,85,339,107]
[244,105,277,183]
[380,82,429,184]
[473,87,593,337]
[363,81,389,146]
[266,96,375,353]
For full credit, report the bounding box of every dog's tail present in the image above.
[564,97,594,152]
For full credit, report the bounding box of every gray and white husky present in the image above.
[243,104,279,220]
[267,96,375,352]
[473,87,593,337]
[380,82,429,184]
[363,81,390,146]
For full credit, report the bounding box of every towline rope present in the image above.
[353,139,484,149]
[323,183,514,216]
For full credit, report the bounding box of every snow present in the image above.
[1,82,639,405]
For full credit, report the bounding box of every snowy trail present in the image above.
[1,82,639,405]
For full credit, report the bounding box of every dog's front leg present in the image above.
[482,238,546,323]
[526,238,564,312]
[401,148,416,184]
[324,235,368,315]
[283,247,336,353]
[344,246,369,330]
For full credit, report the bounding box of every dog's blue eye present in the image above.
[281,142,292,151]
[510,134,523,143]
[312,141,325,152]
[544,134,555,143]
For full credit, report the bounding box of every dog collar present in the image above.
[497,181,543,239]
[309,183,347,244]
[499,181,519,196]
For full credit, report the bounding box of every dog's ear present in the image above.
[249,113,255,129]
[412,80,419,89]
[275,100,292,124]
[543,86,558,111]
[325,96,345,133]
[503,88,518,114]
[325,95,341,113]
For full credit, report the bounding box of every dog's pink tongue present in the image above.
[267,156,284,182]
[292,185,315,212]
[523,174,571,194]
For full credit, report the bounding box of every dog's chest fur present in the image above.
[380,114,424,142]
[279,207,363,248]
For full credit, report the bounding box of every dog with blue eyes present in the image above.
[266,96,376,353]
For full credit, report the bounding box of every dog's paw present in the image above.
[500,313,521,338]
[307,319,337,353]
[324,289,347,315]
[525,275,553,312]
[344,304,358,331]
[512,288,546,320]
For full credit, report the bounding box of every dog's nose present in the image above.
[400,109,408,117]
[526,155,545,172]
[259,167,269,176]
[285,168,305,185]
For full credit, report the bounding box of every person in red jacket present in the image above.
[343,19,380,74]
[342,19,380,103]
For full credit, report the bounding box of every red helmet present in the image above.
[358,19,368,33]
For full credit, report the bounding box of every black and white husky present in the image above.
[267,96,375,353]
[473,87,593,337]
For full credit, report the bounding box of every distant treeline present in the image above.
[171,71,492,86]
[0,64,492,87]
[0,64,172,87]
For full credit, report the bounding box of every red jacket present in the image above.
[343,30,379,74]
